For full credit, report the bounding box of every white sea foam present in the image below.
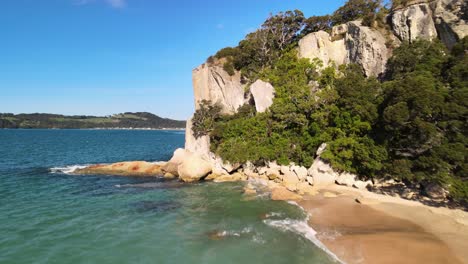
[49,165,88,174]
[216,226,254,238]
[265,212,284,218]
[263,211,345,264]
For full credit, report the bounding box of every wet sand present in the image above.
[299,187,468,264]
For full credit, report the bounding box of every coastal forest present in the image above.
[193,0,468,202]
[0,112,186,129]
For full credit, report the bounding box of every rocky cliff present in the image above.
[299,0,467,76]
[299,20,393,77]
[169,0,467,184]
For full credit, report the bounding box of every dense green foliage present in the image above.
[196,1,467,201]
[197,37,468,202]
[210,0,387,80]
[378,38,468,200]
[0,112,186,129]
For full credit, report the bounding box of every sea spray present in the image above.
[50,164,89,174]
[264,201,345,264]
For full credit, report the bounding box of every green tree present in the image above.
[192,100,222,138]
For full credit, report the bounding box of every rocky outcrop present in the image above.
[299,21,391,77]
[75,161,165,176]
[213,172,247,183]
[250,80,275,113]
[298,30,347,69]
[192,62,245,115]
[177,153,212,182]
[187,62,247,159]
[390,0,467,48]
[299,0,467,77]
[391,2,438,42]
[431,0,468,48]
[308,159,339,186]
[345,21,392,77]
[184,116,211,159]
[163,0,467,191]
[162,148,188,176]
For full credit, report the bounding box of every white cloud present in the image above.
[73,0,126,9]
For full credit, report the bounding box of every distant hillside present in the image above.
[0,112,186,129]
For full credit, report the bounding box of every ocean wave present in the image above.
[263,214,344,264]
[49,165,88,174]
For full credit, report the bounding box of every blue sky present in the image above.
[0,0,346,120]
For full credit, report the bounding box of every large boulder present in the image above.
[192,62,245,115]
[391,3,438,42]
[291,165,308,181]
[308,158,339,186]
[335,172,357,187]
[177,153,212,182]
[162,148,190,176]
[282,171,300,191]
[250,80,275,113]
[210,155,241,175]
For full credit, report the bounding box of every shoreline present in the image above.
[66,161,468,263]
[298,185,468,264]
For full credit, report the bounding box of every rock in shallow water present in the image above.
[177,153,212,182]
[75,161,164,177]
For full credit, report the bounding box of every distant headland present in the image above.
[0,112,186,129]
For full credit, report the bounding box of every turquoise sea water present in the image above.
[0,129,337,264]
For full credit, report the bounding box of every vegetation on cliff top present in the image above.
[194,0,467,202]
[0,112,186,129]
[209,0,388,80]
[202,38,468,202]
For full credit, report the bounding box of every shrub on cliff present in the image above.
[192,100,222,138]
[332,0,384,27]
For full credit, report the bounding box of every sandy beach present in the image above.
[299,186,468,264]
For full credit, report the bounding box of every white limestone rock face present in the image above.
[431,0,468,48]
[250,80,275,113]
[344,21,392,77]
[184,116,210,159]
[391,3,438,42]
[298,30,347,69]
[192,63,245,115]
[299,21,391,77]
